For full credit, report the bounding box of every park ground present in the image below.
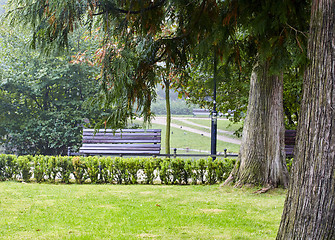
[135,115,242,155]
[0,182,286,240]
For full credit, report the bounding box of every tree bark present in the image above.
[277,0,335,238]
[227,60,289,188]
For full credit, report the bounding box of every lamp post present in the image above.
[211,49,218,160]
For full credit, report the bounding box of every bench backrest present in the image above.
[193,109,210,116]
[285,130,296,157]
[79,129,161,156]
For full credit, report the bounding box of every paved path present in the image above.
[176,118,235,136]
[152,117,241,145]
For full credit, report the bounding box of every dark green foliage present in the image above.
[142,158,157,184]
[16,156,33,182]
[215,158,236,183]
[286,158,294,173]
[33,156,46,183]
[112,157,126,184]
[1,154,18,180]
[0,154,238,185]
[99,157,113,184]
[57,156,73,183]
[72,157,88,184]
[126,158,141,184]
[0,27,111,155]
[85,156,100,184]
[158,158,170,184]
[45,156,58,182]
[196,158,207,184]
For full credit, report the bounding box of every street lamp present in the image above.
[211,49,218,160]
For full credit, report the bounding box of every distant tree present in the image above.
[0,26,107,155]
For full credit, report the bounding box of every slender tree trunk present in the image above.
[165,79,171,156]
[226,60,289,188]
[277,1,335,238]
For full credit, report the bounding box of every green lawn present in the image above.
[147,123,240,154]
[183,118,243,134]
[171,119,241,140]
[0,182,285,239]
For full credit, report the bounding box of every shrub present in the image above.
[45,156,58,182]
[57,156,73,183]
[33,155,46,183]
[126,158,141,184]
[17,156,32,182]
[142,158,157,184]
[72,156,88,184]
[1,154,18,180]
[85,156,100,184]
[0,154,237,185]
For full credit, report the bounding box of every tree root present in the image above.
[220,175,234,187]
[253,186,273,194]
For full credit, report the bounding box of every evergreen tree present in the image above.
[6,0,309,187]
[277,0,335,237]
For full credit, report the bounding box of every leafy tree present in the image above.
[277,0,335,238]
[0,26,106,155]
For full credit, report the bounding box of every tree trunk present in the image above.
[165,79,171,156]
[227,60,289,188]
[277,1,335,238]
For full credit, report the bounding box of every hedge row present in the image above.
[0,154,235,185]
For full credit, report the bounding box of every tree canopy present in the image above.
[0,23,110,155]
[5,1,309,128]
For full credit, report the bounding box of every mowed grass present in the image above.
[171,119,241,140]
[149,123,240,154]
[184,118,243,134]
[0,182,285,240]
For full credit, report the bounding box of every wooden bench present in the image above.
[193,108,211,117]
[73,129,161,156]
[285,130,296,157]
[192,108,225,117]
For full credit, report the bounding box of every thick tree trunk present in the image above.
[165,80,171,155]
[227,60,289,188]
[277,1,335,238]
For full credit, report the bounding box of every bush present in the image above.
[57,156,73,183]
[0,154,18,180]
[17,156,33,182]
[0,154,237,185]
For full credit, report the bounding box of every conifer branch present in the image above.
[285,23,308,53]
[285,23,308,38]
[93,0,166,16]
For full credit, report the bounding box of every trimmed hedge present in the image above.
[0,154,235,185]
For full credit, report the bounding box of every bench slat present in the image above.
[83,129,161,133]
[80,145,161,151]
[79,150,160,154]
[82,143,161,147]
[83,139,161,144]
[83,132,161,137]
[83,135,161,139]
